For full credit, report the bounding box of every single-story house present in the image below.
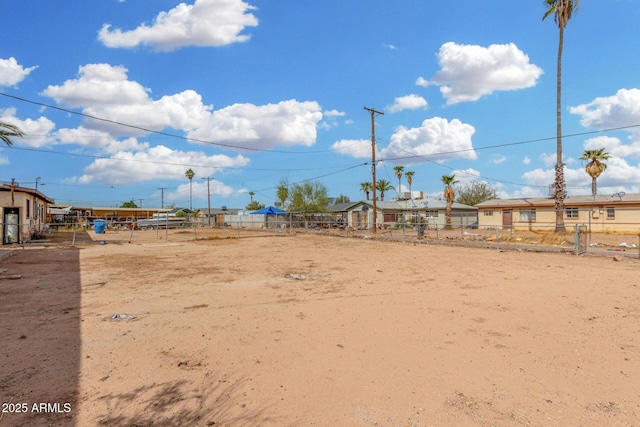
[475,193,640,232]
[197,207,241,226]
[1,182,54,244]
[345,198,477,230]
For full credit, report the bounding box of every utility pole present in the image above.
[201,177,213,225]
[158,187,167,208]
[364,106,384,234]
[137,198,143,208]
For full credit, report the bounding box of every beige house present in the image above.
[476,193,640,232]
[1,182,54,244]
[346,198,477,230]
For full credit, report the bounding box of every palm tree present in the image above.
[249,191,255,203]
[543,0,580,233]
[276,179,289,209]
[185,168,195,210]
[405,171,415,199]
[579,148,610,196]
[393,165,404,199]
[441,174,459,230]
[376,179,394,202]
[360,182,372,200]
[0,121,24,146]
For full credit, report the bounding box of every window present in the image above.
[425,210,438,218]
[483,210,493,216]
[519,209,536,222]
[565,207,579,218]
[607,207,615,219]
[26,199,31,218]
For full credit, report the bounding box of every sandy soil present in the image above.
[1,228,639,426]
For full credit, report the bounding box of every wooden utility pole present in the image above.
[364,107,383,234]
[201,177,213,225]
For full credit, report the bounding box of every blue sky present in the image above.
[2,0,640,209]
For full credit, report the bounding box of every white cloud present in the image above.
[387,94,428,113]
[490,154,506,164]
[56,127,150,154]
[168,179,236,202]
[0,108,56,148]
[540,152,557,167]
[570,88,640,131]
[451,168,482,184]
[520,155,640,197]
[415,77,429,88]
[0,57,37,87]
[383,43,398,50]
[98,0,259,51]
[523,156,531,165]
[0,155,8,165]
[42,63,323,150]
[381,117,477,163]
[424,42,543,105]
[584,135,640,158]
[330,139,370,158]
[323,109,345,118]
[188,99,323,150]
[77,145,250,185]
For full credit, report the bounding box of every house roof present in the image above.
[326,202,358,212]
[476,193,640,209]
[350,197,477,211]
[0,184,54,204]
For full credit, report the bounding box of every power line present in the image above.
[0,92,359,155]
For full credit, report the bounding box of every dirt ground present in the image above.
[1,228,639,426]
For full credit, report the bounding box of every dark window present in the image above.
[565,207,579,218]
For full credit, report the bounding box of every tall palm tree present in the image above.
[249,191,255,203]
[185,168,195,210]
[393,165,404,199]
[543,0,580,233]
[441,174,459,230]
[579,148,610,196]
[0,121,24,146]
[405,171,415,199]
[376,179,394,202]
[360,181,372,200]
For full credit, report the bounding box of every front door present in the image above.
[502,210,512,230]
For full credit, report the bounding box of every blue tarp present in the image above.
[249,206,286,215]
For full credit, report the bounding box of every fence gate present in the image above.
[575,225,588,255]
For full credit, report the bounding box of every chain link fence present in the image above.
[2,213,640,259]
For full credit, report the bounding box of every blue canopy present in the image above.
[249,206,286,215]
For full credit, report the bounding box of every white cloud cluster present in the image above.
[0,108,55,148]
[0,57,37,87]
[188,100,323,150]
[77,145,250,185]
[387,94,428,113]
[382,117,477,163]
[41,63,323,151]
[419,42,543,105]
[570,88,640,131]
[98,0,258,51]
[330,139,371,158]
